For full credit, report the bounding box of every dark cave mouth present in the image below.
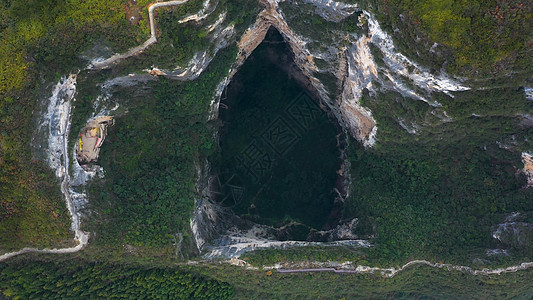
[214,27,345,240]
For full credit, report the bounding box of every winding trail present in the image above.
[90,0,193,69]
[0,235,88,262]
[276,260,533,278]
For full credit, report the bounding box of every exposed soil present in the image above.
[124,0,143,26]
[75,116,114,166]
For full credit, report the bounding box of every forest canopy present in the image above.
[0,259,234,299]
[363,0,533,75]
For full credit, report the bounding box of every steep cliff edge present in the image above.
[220,0,377,146]
[523,152,533,188]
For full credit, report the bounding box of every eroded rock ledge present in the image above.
[214,0,377,146]
[522,152,533,188]
[75,116,114,167]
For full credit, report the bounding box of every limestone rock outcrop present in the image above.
[75,116,114,166]
[522,152,533,188]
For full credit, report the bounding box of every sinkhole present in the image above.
[215,27,345,240]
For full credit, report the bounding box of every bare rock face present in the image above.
[337,35,378,145]
[522,152,533,188]
[75,116,114,167]
[525,87,533,101]
[493,213,533,250]
[147,68,166,76]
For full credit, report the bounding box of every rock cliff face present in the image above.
[493,213,533,251]
[522,152,533,188]
[75,116,114,167]
[210,0,377,145]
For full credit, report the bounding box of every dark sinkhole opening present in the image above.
[214,27,345,241]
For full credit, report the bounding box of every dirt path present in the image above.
[276,260,533,278]
[0,234,89,262]
[90,0,191,69]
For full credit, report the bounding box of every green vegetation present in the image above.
[0,0,258,254]
[100,0,259,74]
[2,256,533,299]
[141,0,209,69]
[222,263,533,299]
[0,0,150,253]
[1,0,532,298]
[360,0,533,75]
[1,0,148,93]
[280,1,363,41]
[0,259,233,299]
[142,0,259,69]
[81,45,237,255]
[341,88,533,264]
[244,246,365,266]
[0,151,71,252]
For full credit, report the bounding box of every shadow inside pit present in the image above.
[214,27,345,241]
